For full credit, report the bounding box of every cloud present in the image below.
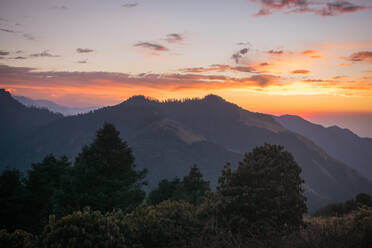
[23,33,35,41]
[10,56,28,60]
[30,50,60,58]
[134,42,169,52]
[0,51,9,56]
[251,0,369,17]
[231,48,249,63]
[0,64,281,97]
[0,28,17,33]
[181,64,256,73]
[301,50,316,55]
[76,48,94,53]
[268,50,283,55]
[347,51,372,62]
[291,69,310,74]
[237,42,252,46]
[0,28,36,40]
[164,33,184,43]
[122,3,138,8]
[52,5,68,10]
[319,1,367,16]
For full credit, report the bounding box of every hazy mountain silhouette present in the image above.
[0,89,371,212]
[13,95,100,116]
[276,115,372,180]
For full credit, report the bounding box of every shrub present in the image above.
[121,200,202,248]
[40,209,125,248]
[0,229,35,248]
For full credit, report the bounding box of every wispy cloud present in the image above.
[231,48,249,64]
[30,50,60,58]
[347,51,372,62]
[122,3,138,8]
[0,28,36,41]
[251,0,369,17]
[52,5,68,10]
[164,33,184,43]
[0,28,17,33]
[181,64,256,73]
[134,42,169,52]
[0,51,9,56]
[268,50,283,55]
[76,48,94,53]
[291,69,310,74]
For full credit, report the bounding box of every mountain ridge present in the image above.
[1,89,371,212]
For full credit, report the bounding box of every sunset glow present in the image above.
[0,0,371,135]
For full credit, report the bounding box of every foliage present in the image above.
[0,229,35,248]
[286,207,372,248]
[121,200,202,248]
[40,209,125,248]
[71,123,147,212]
[147,165,210,205]
[0,169,29,231]
[147,178,182,205]
[24,154,71,231]
[212,144,307,235]
[314,193,372,217]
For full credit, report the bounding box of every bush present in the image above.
[121,200,202,248]
[0,229,35,248]
[287,207,372,248]
[40,209,125,248]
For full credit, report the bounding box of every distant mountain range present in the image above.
[1,89,371,212]
[275,115,372,180]
[13,95,99,116]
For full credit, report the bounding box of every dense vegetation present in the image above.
[1,123,371,247]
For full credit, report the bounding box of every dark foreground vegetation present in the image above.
[1,123,371,247]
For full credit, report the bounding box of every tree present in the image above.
[0,169,28,231]
[181,165,210,205]
[147,178,182,205]
[215,144,307,234]
[72,123,147,212]
[25,154,71,231]
[147,165,210,205]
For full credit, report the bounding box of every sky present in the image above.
[0,0,371,137]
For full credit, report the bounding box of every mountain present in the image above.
[276,115,372,180]
[13,95,99,116]
[0,89,63,169]
[0,90,371,212]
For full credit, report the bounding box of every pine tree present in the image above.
[72,123,147,212]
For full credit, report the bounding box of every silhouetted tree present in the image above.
[72,123,147,212]
[25,154,71,231]
[214,144,307,235]
[147,178,182,205]
[0,169,28,231]
[147,165,210,205]
[181,165,210,205]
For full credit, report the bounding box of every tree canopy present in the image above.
[72,123,147,212]
[215,144,307,234]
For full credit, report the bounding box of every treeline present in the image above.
[1,123,371,248]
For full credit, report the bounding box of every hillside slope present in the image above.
[276,115,372,180]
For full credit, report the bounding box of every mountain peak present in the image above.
[202,94,226,103]
[124,95,158,104]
